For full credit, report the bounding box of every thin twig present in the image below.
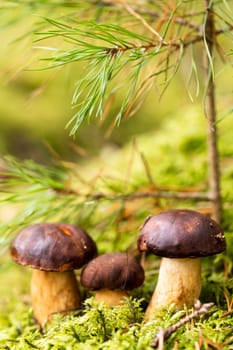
[150,302,214,348]
[102,1,205,30]
[118,0,163,41]
[102,23,233,57]
[203,1,222,223]
[55,187,211,201]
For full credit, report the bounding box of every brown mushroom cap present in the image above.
[81,252,144,291]
[10,223,97,271]
[138,209,226,258]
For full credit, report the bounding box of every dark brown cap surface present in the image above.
[10,223,97,271]
[138,209,226,258]
[81,252,144,291]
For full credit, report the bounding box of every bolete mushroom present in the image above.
[10,223,97,326]
[137,209,226,321]
[80,252,144,306]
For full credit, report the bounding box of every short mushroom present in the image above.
[80,252,144,306]
[137,209,226,321]
[10,223,97,327]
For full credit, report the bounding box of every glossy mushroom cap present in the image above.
[138,209,226,258]
[10,223,97,271]
[81,252,145,291]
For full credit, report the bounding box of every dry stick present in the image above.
[88,190,211,202]
[119,0,163,41]
[150,302,214,348]
[55,186,211,201]
[203,1,222,223]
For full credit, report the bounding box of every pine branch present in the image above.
[0,154,211,254]
[2,1,232,135]
[30,0,233,135]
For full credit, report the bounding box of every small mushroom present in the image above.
[80,252,144,306]
[137,209,226,321]
[10,223,97,326]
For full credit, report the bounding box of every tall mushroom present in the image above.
[10,223,97,327]
[137,209,226,321]
[80,252,144,306]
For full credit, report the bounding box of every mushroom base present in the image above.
[145,257,201,321]
[31,270,81,327]
[95,289,130,306]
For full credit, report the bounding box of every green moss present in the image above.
[0,257,233,349]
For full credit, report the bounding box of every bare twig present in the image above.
[54,187,210,201]
[102,1,204,30]
[150,302,214,348]
[203,1,222,223]
[118,0,163,41]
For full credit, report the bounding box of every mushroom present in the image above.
[80,252,144,306]
[10,223,97,327]
[137,209,226,321]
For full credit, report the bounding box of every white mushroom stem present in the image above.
[145,258,201,322]
[31,270,81,327]
[94,289,130,306]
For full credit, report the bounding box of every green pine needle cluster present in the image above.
[33,18,163,133]
[30,1,233,135]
